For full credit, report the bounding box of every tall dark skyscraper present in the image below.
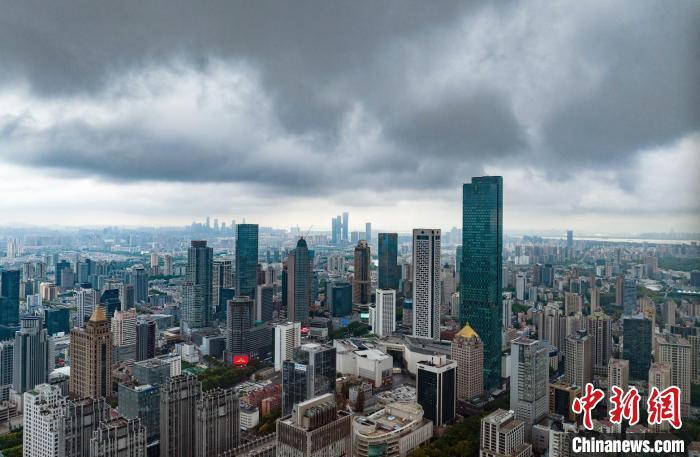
[460,176,503,391]
[12,316,51,394]
[352,240,371,305]
[183,241,213,332]
[622,315,652,380]
[286,238,311,324]
[235,224,259,300]
[566,230,573,248]
[378,233,400,290]
[0,270,20,326]
[55,259,71,287]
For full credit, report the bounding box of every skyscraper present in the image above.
[69,306,113,398]
[412,229,441,340]
[274,322,301,371]
[195,388,240,457]
[236,224,259,300]
[23,383,67,457]
[460,176,503,390]
[416,354,456,427]
[374,289,396,337]
[656,334,691,413]
[622,315,652,380]
[160,374,201,457]
[76,287,98,326]
[13,316,52,395]
[182,240,213,333]
[342,211,349,242]
[0,270,20,326]
[565,330,592,388]
[451,323,483,401]
[136,320,157,361]
[352,240,371,305]
[286,238,311,325]
[112,309,137,362]
[282,343,336,415]
[587,310,611,376]
[131,264,149,304]
[566,230,573,248]
[365,222,372,244]
[510,337,548,438]
[226,296,254,355]
[212,259,233,318]
[377,233,400,290]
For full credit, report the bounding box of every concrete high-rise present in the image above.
[587,311,611,376]
[564,330,592,388]
[13,316,52,395]
[0,340,13,401]
[460,176,503,390]
[377,233,399,290]
[607,359,629,391]
[352,240,371,305]
[112,309,137,362]
[282,343,336,415]
[648,362,673,432]
[656,334,691,413]
[510,337,548,438]
[160,374,202,457]
[276,393,352,457]
[90,417,147,457]
[235,224,259,300]
[451,323,483,401]
[182,240,213,333]
[412,229,441,340]
[374,289,396,337]
[69,306,113,399]
[195,388,240,457]
[416,354,456,427]
[23,383,67,457]
[274,322,301,371]
[286,238,311,325]
[480,409,532,457]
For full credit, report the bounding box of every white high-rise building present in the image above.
[480,409,532,457]
[515,273,526,301]
[510,337,548,439]
[656,334,691,413]
[274,322,301,371]
[412,229,441,340]
[76,288,98,326]
[23,384,67,457]
[374,289,396,337]
[112,309,137,347]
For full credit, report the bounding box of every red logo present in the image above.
[572,383,605,430]
[609,385,640,426]
[647,386,682,429]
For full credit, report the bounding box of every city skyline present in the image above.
[0,2,698,232]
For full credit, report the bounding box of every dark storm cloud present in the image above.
[0,0,698,199]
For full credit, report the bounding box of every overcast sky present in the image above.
[1,1,698,234]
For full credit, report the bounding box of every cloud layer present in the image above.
[0,0,698,231]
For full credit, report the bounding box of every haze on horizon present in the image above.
[0,1,698,234]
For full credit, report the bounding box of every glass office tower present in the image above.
[377,233,400,290]
[235,224,259,300]
[460,176,503,390]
